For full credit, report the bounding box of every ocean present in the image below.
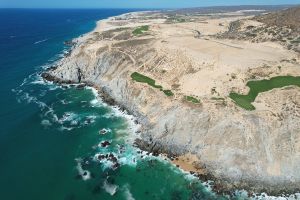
[0,9,244,200]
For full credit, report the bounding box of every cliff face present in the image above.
[44,11,300,194]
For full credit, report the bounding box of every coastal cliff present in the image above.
[43,9,300,195]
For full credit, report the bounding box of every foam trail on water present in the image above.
[123,184,135,200]
[103,180,118,196]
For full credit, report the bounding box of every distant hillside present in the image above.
[254,6,300,30]
[171,5,293,15]
[215,6,300,52]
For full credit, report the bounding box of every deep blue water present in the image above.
[0,9,137,136]
[0,9,242,200]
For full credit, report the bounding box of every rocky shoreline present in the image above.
[41,72,300,197]
[42,9,300,197]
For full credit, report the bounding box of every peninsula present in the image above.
[43,6,300,195]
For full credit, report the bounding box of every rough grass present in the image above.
[131,72,173,96]
[185,96,200,103]
[132,25,149,35]
[230,76,300,110]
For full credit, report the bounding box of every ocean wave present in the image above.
[34,38,48,44]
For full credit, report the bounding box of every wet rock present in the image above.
[108,154,118,163]
[100,141,111,148]
[112,162,120,170]
[117,144,125,154]
[76,84,86,89]
[97,154,105,160]
[152,151,159,156]
[64,40,76,46]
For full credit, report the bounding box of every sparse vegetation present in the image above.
[166,16,187,24]
[132,25,149,35]
[185,96,200,104]
[216,7,300,53]
[131,72,174,96]
[230,76,300,110]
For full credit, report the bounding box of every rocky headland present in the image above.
[43,7,300,196]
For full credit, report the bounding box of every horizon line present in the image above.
[0,4,299,10]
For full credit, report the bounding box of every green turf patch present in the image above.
[132,25,149,35]
[131,72,173,96]
[163,90,174,96]
[229,76,300,110]
[131,72,162,89]
[185,96,200,103]
[211,97,225,101]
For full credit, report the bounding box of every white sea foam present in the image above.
[90,99,99,106]
[86,86,141,141]
[103,180,118,196]
[84,115,97,125]
[123,184,135,200]
[31,75,46,85]
[251,193,300,200]
[75,158,91,181]
[98,128,112,135]
[94,153,115,169]
[58,112,80,125]
[59,126,74,131]
[41,119,52,127]
[70,120,79,126]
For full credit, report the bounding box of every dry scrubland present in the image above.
[44,7,300,195]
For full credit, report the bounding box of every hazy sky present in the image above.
[1,0,300,8]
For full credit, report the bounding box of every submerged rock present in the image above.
[99,128,109,135]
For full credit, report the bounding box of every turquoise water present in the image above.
[0,9,246,200]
